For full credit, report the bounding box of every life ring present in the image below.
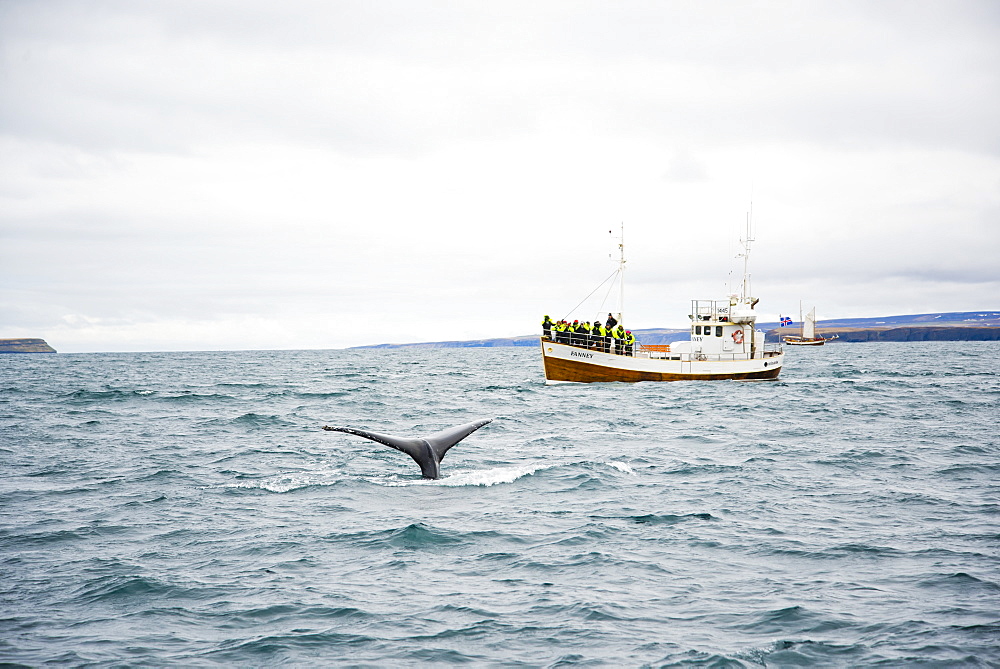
[732,329,744,344]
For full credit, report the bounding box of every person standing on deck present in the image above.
[624,330,635,356]
[606,313,618,330]
[542,315,553,339]
[595,322,608,353]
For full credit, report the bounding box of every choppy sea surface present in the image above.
[1,343,998,667]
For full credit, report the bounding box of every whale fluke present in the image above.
[322,418,493,479]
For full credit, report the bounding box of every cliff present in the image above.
[0,338,57,353]
[765,326,1000,342]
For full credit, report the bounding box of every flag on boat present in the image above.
[780,316,793,327]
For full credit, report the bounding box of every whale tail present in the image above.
[322,418,493,479]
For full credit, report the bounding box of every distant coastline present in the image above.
[0,338,57,353]
[353,311,1000,349]
[764,326,1000,342]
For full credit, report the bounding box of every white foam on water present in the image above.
[606,460,636,475]
[373,464,546,487]
[230,459,633,492]
[223,473,341,493]
[438,464,545,487]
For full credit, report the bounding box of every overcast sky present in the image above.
[2,1,998,352]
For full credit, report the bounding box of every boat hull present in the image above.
[783,336,835,346]
[540,339,783,383]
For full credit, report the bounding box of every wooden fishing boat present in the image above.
[540,221,783,383]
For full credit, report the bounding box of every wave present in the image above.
[605,460,636,475]
[422,464,543,487]
[196,631,381,663]
[917,572,1000,593]
[382,523,464,548]
[724,605,849,635]
[223,472,344,493]
[730,639,868,666]
[72,575,169,604]
[370,459,637,487]
[61,389,239,404]
[624,512,716,525]
[63,388,145,403]
[224,459,626,492]
[230,412,294,428]
[323,523,529,552]
[331,523,461,550]
[284,390,352,399]
[4,528,87,547]
[224,604,372,625]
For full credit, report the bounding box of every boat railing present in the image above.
[540,334,637,356]
[634,350,757,362]
[636,342,783,360]
[690,299,731,322]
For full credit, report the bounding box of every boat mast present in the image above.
[737,206,754,301]
[609,223,626,325]
[617,222,625,324]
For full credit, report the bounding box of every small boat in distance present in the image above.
[539,219,784,383]
[783,303,839,346]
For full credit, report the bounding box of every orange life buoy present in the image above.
[732,329,744,344]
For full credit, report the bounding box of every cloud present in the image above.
[1,1,998,351]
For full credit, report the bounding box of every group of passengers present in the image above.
[541,313,636,356]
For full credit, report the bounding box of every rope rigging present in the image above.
[561,268,620,322]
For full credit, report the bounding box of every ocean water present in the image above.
[1,343,998,667]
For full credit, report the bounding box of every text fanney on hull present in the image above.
[539,218,784,383]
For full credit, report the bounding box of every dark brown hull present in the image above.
[783,337,829,346]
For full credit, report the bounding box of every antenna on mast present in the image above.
[737,203,755,300]
[608,223,626,324]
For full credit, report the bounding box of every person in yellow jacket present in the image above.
[542,315,554,339]
[624,330,636,356]
[594,323,608,353]
[568,320,579,347]
[614,325,626,355]
[554,320,567,344]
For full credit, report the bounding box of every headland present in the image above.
[0,338,57,353]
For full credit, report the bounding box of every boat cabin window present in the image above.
[715,326,723,337]
[694,326,701,335]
